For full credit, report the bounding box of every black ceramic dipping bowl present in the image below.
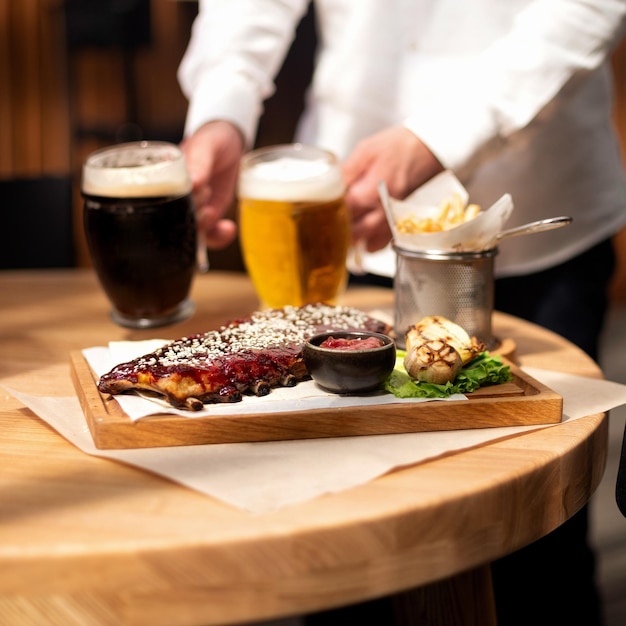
[303,331,396,394]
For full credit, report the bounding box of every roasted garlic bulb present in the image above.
[404,339,462,384]
[404,316,485,384]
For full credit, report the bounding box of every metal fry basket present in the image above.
[393,246,498,349]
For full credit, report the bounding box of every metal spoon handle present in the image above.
[496,216,572,242]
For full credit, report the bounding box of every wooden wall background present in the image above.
[0,0,195,268]
[1,0,625,300]
[0,0,70,175]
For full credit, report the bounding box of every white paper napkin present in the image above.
[3,368,626,514]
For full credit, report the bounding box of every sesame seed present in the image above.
[131,304,378,368]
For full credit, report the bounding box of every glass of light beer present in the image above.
[82,141,198,329]
[238,144,351,309]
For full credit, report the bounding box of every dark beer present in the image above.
[84,192,196,322]
[82,141,197,328]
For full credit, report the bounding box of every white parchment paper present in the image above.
[3,367,626,514]
[83,341,465,420]
[380,170,514,252]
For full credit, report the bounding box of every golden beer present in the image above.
[238,144,350,308]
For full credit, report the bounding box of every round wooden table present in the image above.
[0,269,608,626]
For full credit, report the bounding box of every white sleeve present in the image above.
[178,0,311,146]
[405,0,626,170]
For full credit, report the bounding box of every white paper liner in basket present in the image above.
[380,170,514,253]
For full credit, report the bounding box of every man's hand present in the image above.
[180,120,244,249]
[342,126,444,252]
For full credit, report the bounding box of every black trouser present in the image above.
[306,238,615,626]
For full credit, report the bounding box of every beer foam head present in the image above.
[239,145,345,202]
[82,141,191,198]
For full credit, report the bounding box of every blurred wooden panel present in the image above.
[71,51,127,139]
[0,0,70,177]
[39,0,71,169]
[12,1,44,171]
[69,0,191,151]
[0,1,12,171]
[134,0,192,138]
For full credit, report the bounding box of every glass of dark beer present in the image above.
[82,141,198,329]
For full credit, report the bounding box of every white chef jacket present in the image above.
[178,0,626,278]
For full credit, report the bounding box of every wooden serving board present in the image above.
[70,350,562,450]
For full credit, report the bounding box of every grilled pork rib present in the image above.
[97,303,390,410]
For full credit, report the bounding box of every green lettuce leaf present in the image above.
[383,351,513,399]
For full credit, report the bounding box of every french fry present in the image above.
[396,193,482,234]
[464,203,481,222]
[397,216,442,233]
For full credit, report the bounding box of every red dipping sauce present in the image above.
[319,336,384,350]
